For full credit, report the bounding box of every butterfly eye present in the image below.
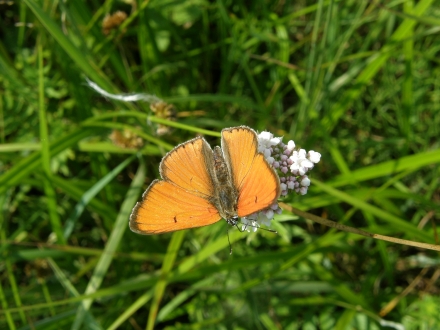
[226,216,239,226]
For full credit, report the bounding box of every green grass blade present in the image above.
[175,230,243,275]
[71,159,146,330]
[156,276,214,323]
[84,111,221,137]
[107,289,154,330]
[47,258,101,329]
[146,231,186,330]
[0,280,16,330]
[312,179,433,243]
[63,154,136,239]
[164,94,265,112]
[330,149,440,187]
[4,257,26,324]
[22,0,113,92]
[38,39,65,244]
[0,127,100,195]
[400,0,414,139]
[50,175,117,229]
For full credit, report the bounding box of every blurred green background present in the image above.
[1,0,440,329]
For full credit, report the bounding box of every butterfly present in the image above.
[129,126,281,234]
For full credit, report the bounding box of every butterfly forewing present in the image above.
[221,126,281,217]
[234,153,280,217]
[129,180,221,234]
[160,137,216,199]
[221,127,258,191]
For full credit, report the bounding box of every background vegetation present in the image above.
[1,0,440,329]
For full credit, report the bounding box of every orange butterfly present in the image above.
[129,126,281,234]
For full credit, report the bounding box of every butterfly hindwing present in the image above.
[129,180,221,234]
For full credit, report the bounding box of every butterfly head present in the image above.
[226,216,239,227]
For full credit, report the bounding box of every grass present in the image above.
[1,0,440,329]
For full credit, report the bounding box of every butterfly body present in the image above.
[129,126,280,235]
[211,146,239,224]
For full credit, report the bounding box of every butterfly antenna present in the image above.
[227,228,233,254]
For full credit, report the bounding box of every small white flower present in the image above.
[261,211,273,226]
[290,163,299,173]
[286,140,295,151]
[290,150,298,160]
[270,137,281,146]
[300,177,311,187]
[302,159,314,169]
[308,151,321,163]
[290,163,307,175]
[259,131,272,141]
[241,217,259,232]
[258,132,274,147]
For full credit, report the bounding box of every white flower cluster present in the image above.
[242,130,321,232]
